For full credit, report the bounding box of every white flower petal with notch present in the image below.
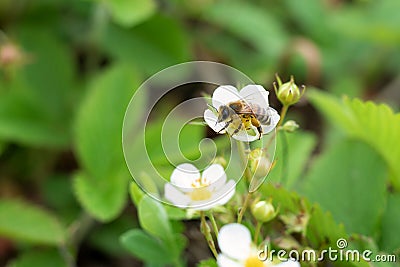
[218,223,252,261]
[202,164,226,186]
[275,260,301,267]
[239,84,269,108]
[261,107,280,134]
[170,163,200,188]
[164,183,191,206]
[217,254,243,267]
[212,85,241,110]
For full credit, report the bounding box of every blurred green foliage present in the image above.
[0,0,399,266]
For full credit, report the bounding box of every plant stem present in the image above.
[59,244,76,267]
[59,212,95,267]
[277,104,289,128]
[208,212,219,237]
[237,191,252,223]
[253,221,262,243]
[68,212,95,249]
[200,211,218,258]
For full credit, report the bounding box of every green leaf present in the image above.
[379,193,400,252]
[197,258,218,267]
[138,195,172,240]
[74,63,143,221]
[103,0,156,27]
[73,171,127,222]
[129,181,144,206]
[282,0,331,43]
[120,229,175,264]
[331,1,400,46]
[306,204,348,250]
[268,131,317,189]
[0,25,75,147]
[8,249,67,267]
[301,140,387,237]
[308,89,400,190]
[88,215,136,256]
[164,205,187,221]
[75,63,140,180]
[101,15,190,75]
[203,1,287,62]
[261,183,347,249]
[0,199,65,245]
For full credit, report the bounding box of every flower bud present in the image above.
[248,148,271,178]
[274,74,305,106]
[282,120,299,133]
[251,200,276,222]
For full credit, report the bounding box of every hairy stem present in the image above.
[208,212,219,237]
[253,221,262,243]
[61,212,95,266]
[277,104,289,128]
[200,211,218,258]
[237,191,252,224]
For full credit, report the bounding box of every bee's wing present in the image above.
[240,85,270,110]
[233,103,255,115]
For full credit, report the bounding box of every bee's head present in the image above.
[217,105,230,123]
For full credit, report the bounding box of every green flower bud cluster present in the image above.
[274,74,305,107]
[282,120,299,133]
[251,200,277,223]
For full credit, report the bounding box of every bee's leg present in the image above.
[231,122,243,136]
[257,126,263,139]
[250,116,263,139]
[218,119,232,133]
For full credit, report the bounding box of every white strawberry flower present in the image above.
[217,223,300,267]
[204,85,280,142]
[164,163,235,210]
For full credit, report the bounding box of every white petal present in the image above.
[188,194,221,210]
[217,254,243,267]
[170,163,200,188]
[239,84,269,109]
[202,164,226,189]
[212,85,240,110]
[204,109,226,134]
[274,260,300,267]
[218,223,251,261]
[261,107,280,134]
[164,183,191,207]
[216,180,236,205]
[190,201,218,211]
[232,130,259,142]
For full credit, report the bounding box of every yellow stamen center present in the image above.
[188,177,212,201]
[245,256,264,267]
[189,187,212,201]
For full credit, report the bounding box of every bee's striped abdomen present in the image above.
[249,103,271,125]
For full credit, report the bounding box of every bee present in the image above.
[216,100,272,139]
